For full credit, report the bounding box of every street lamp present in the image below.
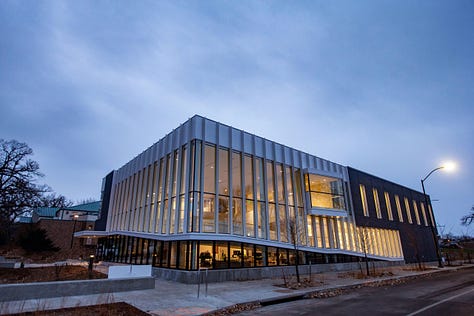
[421,161,456,268]
[70,214,79,249]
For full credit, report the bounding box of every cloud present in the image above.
[0,1,472,234]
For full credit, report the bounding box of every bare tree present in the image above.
[287,216,305,284]
[356,226,371,276]
[75,197,97,205]
[0,139,71,243]
[0,140,47,241]
[461,206,474,226]
[41,193,74,208]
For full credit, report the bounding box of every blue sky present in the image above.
[1,1,473,236]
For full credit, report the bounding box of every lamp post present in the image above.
[421,162,456,268]
[70,214,79,249]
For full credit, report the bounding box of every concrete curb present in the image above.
[202,264,474,315]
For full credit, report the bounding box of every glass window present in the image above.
[322,217,330,248]
[420,202,428,226]
[230,242,242,268]
[189,142,196,193]
[161,199,169,234]
[373,188,382,219]
[298,208,307,245]
[307,216,314,247]
[255,158,265,201]
[269,203,278,240]
[243,244,255,267]
[428,204,434,226]
[343,220,351,250]
[203,193,215,232]
[245,200,255,237]
[178,195,185,233]
[255,245,266,267]
[232,152,242,197]
[194,193,201,232]
[198,242,213,269]
[413,201,421,225]
[157,158,165,202]
[315,216,322,248]
[152,241,162,267]
[204,144,216,193]
[214,242,228,269]
[162,242,169,267]
[294,169,303,208]
[148,162,158,232]
[276,163,285,204]
[130,173,138,231]
[266,161,275,202]
[178,241,187,269]
[279,249,288,265]
[267,247,277,266]
[232,198,243,235]
[288,249,296,265]
[337,220,344,249]
[384,192,393,221]
[279,205,288,242]
[151,163,158,204]
[306,174,345,210]
[360,185,369,217]
[179,146,187,195]
[218,148,230,234]
[188,192,200,233]
[330,218,338,249]
[164,154,171,200]
[154,201,161,233]
[218,148,229,195]
[171,150,179,197]
[404,197,413,224]
[286,167,295,206]
[257,201,266,239]
[169,197,176,234]
[244,155,253,199]
[189,241,198,270]
[169,241,177,268]
[395,195,403,222]
[192,141,202,192]
[218,196,230,233]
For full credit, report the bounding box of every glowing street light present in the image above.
[421,161,457,268]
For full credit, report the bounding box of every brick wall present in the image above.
[37,219,97,259]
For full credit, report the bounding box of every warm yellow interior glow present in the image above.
[441,161,457,172]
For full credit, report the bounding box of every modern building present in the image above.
[77,115,438,279]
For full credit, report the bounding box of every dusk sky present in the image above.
[1,1,472,236]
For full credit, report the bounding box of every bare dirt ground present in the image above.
[5,302,149,316]
[0,265,106,284]
[0,266,148,315]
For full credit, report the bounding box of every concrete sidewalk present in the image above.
[1,263,473,315]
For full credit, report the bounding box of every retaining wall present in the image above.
[0,277,155,302]
[153,260,405,284]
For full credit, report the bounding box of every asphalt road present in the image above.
[236,267,474,316]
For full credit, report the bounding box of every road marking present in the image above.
[407,287,474,316]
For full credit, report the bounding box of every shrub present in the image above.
[18,225,59,252]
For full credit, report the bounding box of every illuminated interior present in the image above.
[305,174,345,210]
